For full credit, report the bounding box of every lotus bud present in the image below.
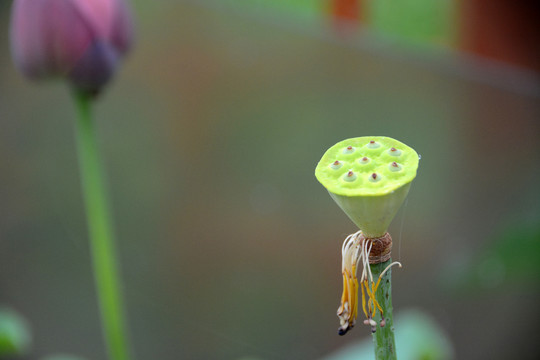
[10,0,134,96]
[315,136,420,238]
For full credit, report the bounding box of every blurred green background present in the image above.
[1,0,539,359]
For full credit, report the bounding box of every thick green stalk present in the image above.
[73,91,132,360]
[370,260,397,360]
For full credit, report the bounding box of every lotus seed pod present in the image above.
[315,136,419,238]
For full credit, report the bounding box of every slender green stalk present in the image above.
[370,260,397,360]
[73,91,132,360]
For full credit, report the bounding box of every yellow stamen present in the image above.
[363,279,382,318]
[363,280,373,313]
[373,277,382,295]
[349,277,356,321]
[353,277,359,320]
[350,264,358,320]
[361,279,368,318]
[371,281,383,315]
[339,273,347,314]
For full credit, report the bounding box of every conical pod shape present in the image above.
[315,136,419,238]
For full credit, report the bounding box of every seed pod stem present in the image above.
[370,259,397,360]
[73,91,133,360]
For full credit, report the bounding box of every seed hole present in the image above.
[344,170,357,182]
[369,173,381,182]
[388,162,402,172]
[366,141,381,149]
[359,157,370,165]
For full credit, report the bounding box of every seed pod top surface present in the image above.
[315,136,419,197]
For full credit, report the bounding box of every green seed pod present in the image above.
[315,136,419,238]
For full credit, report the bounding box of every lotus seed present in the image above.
[331,160,343,170]
[343,146,355,154]
[388,147,402,156]
[367,140,381,149]
[344,171,357,182]
[369,173,381,182]
[359,157,370,165]
[389,162,402,172]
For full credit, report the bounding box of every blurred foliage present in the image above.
[0,307,31,357]
[41,355,86,360]
[228,0,323,22]
[365,0,455,47]
[323,309,454,360]
[224,0,455,48]
[443,222,540,292]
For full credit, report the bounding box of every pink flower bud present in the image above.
[10,0,134,95]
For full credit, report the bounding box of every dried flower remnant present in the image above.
[337,230,402,335]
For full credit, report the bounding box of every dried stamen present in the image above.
[337,232,402,335]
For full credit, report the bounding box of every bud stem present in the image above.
[370,259,397,360]
[73,91,132,360]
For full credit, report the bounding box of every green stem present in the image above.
[370,260,397,360]
[73,91,132,360]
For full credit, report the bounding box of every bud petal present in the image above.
[76,0,134,54]
[110,0,135,54]
[69,41,119,95]
[10,0,92,79]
